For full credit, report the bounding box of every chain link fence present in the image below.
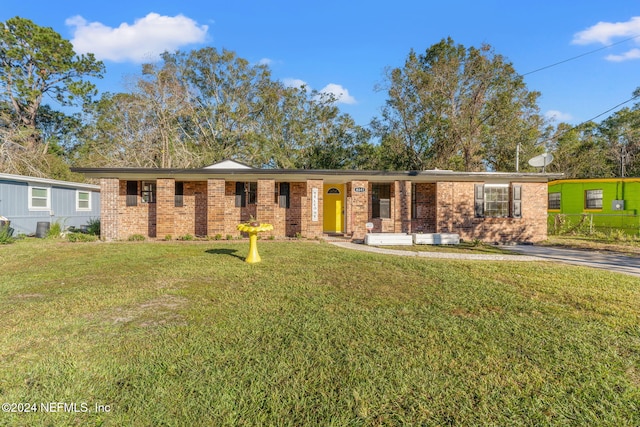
[548,213,640,236]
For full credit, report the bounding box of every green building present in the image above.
[548,178,640,234]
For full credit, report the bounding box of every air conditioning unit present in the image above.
[612,200,625,211]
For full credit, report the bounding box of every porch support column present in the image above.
[100,178,119,241]
[156,178,175,239]
[207,178,225,236]
[397,180,412,233]
[436,181,454,233]
[347,180,368,241]
[257,179,275,238]
[303,179,323,239]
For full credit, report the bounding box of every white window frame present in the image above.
[483,184,510,218]
[76,190,91,211]
[29,186,50,211]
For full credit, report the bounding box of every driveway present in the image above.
[329,241,640,278]
[502,245,640,278]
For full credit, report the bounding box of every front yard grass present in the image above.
[1,239,639,426]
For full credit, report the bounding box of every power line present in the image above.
[523,34,640,76]
[542,95,639,148]
[582,95,639,123]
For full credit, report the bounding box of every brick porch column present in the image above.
[257,179,275,237]
[207,178,225,236]
[156,178,175,238]
[436,181,454,233]
[347,180,368,240]
[303,179,323,239]
[100,178,119,241]
[397,180,412,233]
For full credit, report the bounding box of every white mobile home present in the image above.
[0,173,100,235]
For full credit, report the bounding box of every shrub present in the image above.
[86,218,100,236]
[178,234,194,241]
[0,225,16,244]
[67,232,98,243]
[214,234,222,240]
[47,219,65,239]
[226,234,233,240]
[128,234,146,241]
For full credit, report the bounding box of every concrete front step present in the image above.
[412,233,460,245]
[364,233,413,246]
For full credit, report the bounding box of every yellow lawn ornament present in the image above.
[237,222,274,263]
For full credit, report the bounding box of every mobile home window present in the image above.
[548,192,561,210]
[77,191,91,210]
[585,189,602,209]
[29,186,50,210]
[372,183,391,219]
[141,182,156,204]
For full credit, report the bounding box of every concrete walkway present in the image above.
[329,241,640,278]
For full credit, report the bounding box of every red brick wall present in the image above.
[411,183,437,233]
[346,180,369,240]
[117,180,156,239]
[100,178,118,241]
[174,181,207,237]
[437,181,547,243]
[207,179,225,236]
[257,179,275,238]
[100,178,547,243]
[303,180,323,238]
[285,182,306,237]
[156,178,175,238]
[224,181,256,236]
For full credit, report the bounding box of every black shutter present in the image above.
[474,184,484,218]
[126,181,137,206]
[235,182,245,207]
[512,185,522,218]
[279,182,290,208]
[175,182,184,207]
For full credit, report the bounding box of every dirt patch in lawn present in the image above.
[94,294,188,327]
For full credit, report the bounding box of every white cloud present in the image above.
[66,13,208,63]
[606,48,640,62]
[258,58,273,66]
[572,16,640,62]
[545,110,573,123]
[319,83,357,105]
[282,78,308,89]
[282,79,357,105]
[572,16,640,45]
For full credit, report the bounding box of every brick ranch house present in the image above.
[72,160,559,243]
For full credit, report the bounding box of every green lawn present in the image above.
[1,239,639,426]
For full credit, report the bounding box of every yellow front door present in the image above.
[323,184,344,233]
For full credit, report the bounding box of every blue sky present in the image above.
[2,0,640,128]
